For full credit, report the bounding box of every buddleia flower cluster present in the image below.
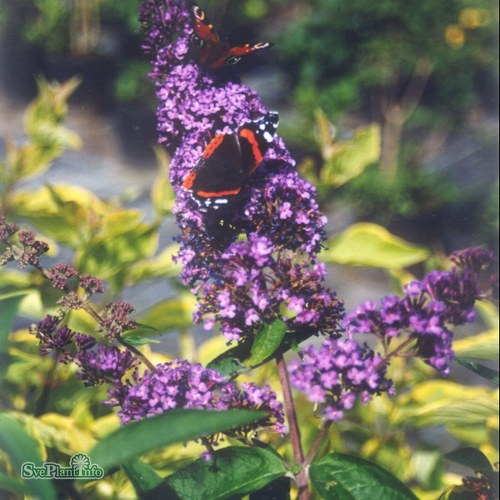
[289,248,496,420]
[0,216,285,449]
[289,339,393,421]
[138,1,498,426]
[139,0,344,343]
[344,247,496,376]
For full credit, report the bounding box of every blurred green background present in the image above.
[0,0,497,256]
[0,3,498,498]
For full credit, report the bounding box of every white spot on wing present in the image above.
[263,131,273,143]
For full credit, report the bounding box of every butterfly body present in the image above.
[182,112,279,212]
[190,5,272,70]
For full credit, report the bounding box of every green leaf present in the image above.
[89,409,266,474]
[455,358,499,385]
[161,446,287,500]
[392,381,498,427]
[0,292,28,380]
[122,459,163,496]
[122,333,160,346]
[207,354,245,378]
[247,320,287,366]
[207,339,253,377]
[310,452,417,499]
[249,476,291,500]
[453,331,499,361]
[0,413,57,500]
[0,472,26,496]
[135,295,196,334]
[321,120,381,188]
[444,447,493,473]
[322,223,429,269]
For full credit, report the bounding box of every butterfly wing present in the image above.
[183,133,245,202]
[191,6,219,45]
[183,112,279,212]
[238,111,279,175]
[191,6,227,69]
[190,5,272,70]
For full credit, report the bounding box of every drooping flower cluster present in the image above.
[2,215,285,450]
[140,0,344,342]
[0,216,49,268]
[32,314,96,364]
[344,247,497,375]
[289,339,393,421]
[30,308,286,445]
[195,234,342,341]
[110,360,286,443]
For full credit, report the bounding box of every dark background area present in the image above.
[0,0,498,261]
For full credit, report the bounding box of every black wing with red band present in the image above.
[182,111,279,211]
[190,5,272,70]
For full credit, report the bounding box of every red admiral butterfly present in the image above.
[190,5,272,70]
[182,112,279,211]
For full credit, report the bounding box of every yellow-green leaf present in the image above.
[322,223,429,269]
[476,301,499,330]
[129,244,181,284]
[393,381,498,427]
[11,184,107,247]
[321,123,381,188]
[453,330,499,361]
[135,295,196,334]
[151,147,175,216]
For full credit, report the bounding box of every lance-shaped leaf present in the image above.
[444,447,494,473]
[322,223,429,269]
[89,409,266,474]
[122,459,163,496]
[453,330,499,361]
[246,320,287,366]
[0,413,57,500]
[310,453,417,499]
[455,357,499,385]
[207,338,253,377]
[158,446,287,500]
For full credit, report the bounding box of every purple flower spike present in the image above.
[31,315,78,364]
[289,339,393,422]
[140,0,344,342]
[75,345,139,387]
[0,216,19,242]
[115,360,285,449]
[344,247,496,376]
[46,263,79,290]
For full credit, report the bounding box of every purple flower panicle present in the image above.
[344,247,497,375]
[0,215,19,243]
[114,359,285,448]
[96,301,137,339]
[139,0,344,342]
[75,345,139,387]
[31,315,74,363]
[0,218,49,268]
[46,263,79,290]
[289,339,393,422]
